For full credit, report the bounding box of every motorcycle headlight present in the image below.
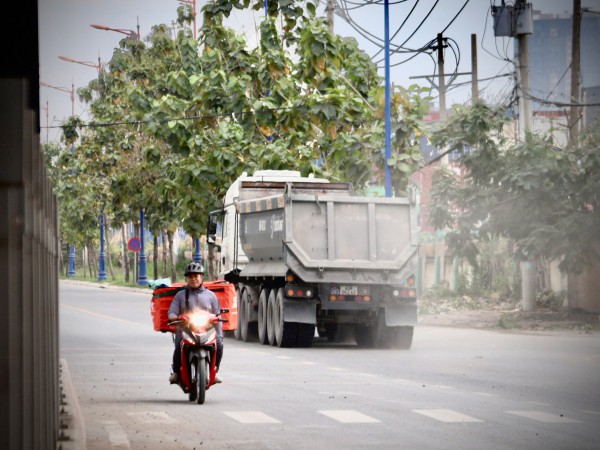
[188,311,211,331]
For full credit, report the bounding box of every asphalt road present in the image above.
[59,281,600,450]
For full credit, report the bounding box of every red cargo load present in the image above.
[150,281,237,333]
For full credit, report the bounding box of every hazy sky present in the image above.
[38,0,585,143]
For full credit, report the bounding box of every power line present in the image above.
[40,103,377,132]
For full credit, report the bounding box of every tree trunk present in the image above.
[121,223,130,283]
[161,231,168,278]
[88,242,98,279]
[521,260,537,311]
[153,233,159,280]
[105,217,116,280]
[168,231,176,282]
[82,247,87,278]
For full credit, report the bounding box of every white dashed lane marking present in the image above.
[126,411,178,424]
[224,411,281,424]
[102,420,131,448]
[318,410,380,423]
[413,409,483,423]
[505,411,580,423]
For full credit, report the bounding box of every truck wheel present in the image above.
[234,289,242,341]
[394,326,414,350]
[258,289,270,345]
[373,312,395,349]
[274,288,297,348]
[296,323,315,348]
[354,325,376,348]
[266,289,276,346]
[240,289,257,342]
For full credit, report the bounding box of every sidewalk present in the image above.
[419,307,600,333]
[57,279,152,449]
[57,359,86,450]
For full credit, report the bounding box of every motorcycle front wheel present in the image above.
[196,357,208,405]
[188,357,198,402]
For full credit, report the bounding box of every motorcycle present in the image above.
[168,309,228,404]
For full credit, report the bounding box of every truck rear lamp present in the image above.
[286,273,296,282]
[285,285,314,299]
[393,289,400,297]
[406,275,415,286]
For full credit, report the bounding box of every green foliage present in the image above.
[46,0,429,260]
[428,100,600,275]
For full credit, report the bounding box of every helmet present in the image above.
[184,262,204,276]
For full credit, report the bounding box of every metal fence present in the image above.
[0,79,60,449]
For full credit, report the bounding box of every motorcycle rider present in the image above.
[168,261,223,384]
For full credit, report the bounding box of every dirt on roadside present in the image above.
[417,296,600,333]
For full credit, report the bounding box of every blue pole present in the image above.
[384,0,392,198]
[68,244,76,276]
[137,208,148,285]
[193,237,202,264]
[264,0,268,16]
[98,212,107,281]
[68,142,77,276]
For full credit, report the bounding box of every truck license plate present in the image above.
[340,285,358,295]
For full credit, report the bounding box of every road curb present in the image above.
[57,359,86,450]
[60,278,152,295]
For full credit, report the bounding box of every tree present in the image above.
[428,100,600,281]
[48,0,431,280]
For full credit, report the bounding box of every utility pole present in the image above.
[471,34,478,101]
[437,33,447,120]
[569,0,581,150]
[515,0,535,311]
[516,0,532,137]
[326,0,334,34]
[409,32,472,114]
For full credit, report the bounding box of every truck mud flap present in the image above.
[282,299,316,325]
[384,303,417,326]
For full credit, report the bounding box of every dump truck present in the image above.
[207,170,418,349]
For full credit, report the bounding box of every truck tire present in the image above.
[354,325,376,348]
[296,323,315,348]
[394,326,414,350]
[266,289,277,346]
[258,289,270,345]
[274,288,297,348]
[355,311,400,349]
[234,289,242,341]
[240,288,258,342]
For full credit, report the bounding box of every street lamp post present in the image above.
[193,237,202,265]
[98,212,107,281]
[40,80,77,276]
[138,209,148,285]
[91,22,140,41]
[58,55,102,73]
[91,21,151,285]
[384,0,392,198]
[40,81,75,116]
[177,0,197,39]
[59,55,107,282]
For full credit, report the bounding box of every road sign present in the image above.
[128,237,141,252]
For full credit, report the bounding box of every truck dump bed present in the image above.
[237,182,417,285]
